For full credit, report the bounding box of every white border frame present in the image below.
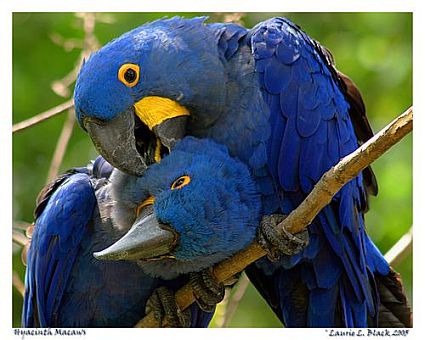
[2,1,423,339]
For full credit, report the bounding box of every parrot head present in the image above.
[74,17,227,176]
[93,137,260,279]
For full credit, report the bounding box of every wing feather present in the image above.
[22,173,96,326]
[249,17,393,327]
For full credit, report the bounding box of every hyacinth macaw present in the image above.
[22,137,259,327]
[73,16,411,327]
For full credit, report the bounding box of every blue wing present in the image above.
[22,157,214,327]
[248,17,390,327]
[22,171,96,327]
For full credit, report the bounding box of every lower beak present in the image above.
[134,95,189,152]
[83,108,147,176]
[93,205,178,261]
[153,116,188,151]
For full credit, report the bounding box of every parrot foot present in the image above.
[258,214,309,261]
[145,286,191,327]
[189,268,225,312]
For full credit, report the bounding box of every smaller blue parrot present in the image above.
[94,136,261,312]
[22,137,260,327]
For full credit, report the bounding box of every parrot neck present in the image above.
[187,35,280,214]
[190,45,269,164]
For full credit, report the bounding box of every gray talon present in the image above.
[189,269,225,312]
[145,286,191,327]
[258,214,309,261]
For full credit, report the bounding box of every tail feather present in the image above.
[375,267,412,327]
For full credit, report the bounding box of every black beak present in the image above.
[93,206,178,261]
[83,108,147,176]
[153,116,188,151]
[84,109,188,176]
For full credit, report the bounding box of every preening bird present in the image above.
[96,137,260,274]
[22,156,213,327]
[22,137,260,327]
[95,136,261,315]
[74,16,411,327]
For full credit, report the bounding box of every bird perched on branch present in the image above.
[74,16,411,327]
[21,156,212,327]
[95,136,261,318]
[22,137,260,327]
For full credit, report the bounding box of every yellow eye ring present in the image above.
[118,63,140,87]
[171,175,191,190]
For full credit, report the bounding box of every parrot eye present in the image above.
[118,63,140,87]
[171,175,191,190]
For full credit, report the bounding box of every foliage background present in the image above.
[12,12,412,327]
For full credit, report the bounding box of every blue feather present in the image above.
[23,157,214,327]
[72,15,398,328]
[264,58,291,94]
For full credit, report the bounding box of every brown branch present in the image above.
[51,65,81,98]
[385,228,413,268]
[77,12,100,58]
[13,271,26,297]
[278,107,413,235]
[13,13,100,134]
[13,221,33,232]
[51,13,100,98]
[136,106,413,327]
[220,273,250,327]
[12,99,74,133]
[46,109,76,183]
[12,230,28,247]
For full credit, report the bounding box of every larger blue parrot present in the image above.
[22,137,260,327]
[73,16,411,327]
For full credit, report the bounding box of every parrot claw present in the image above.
[145,286,191,327]
[189,268,225,312]
[258,214,309,261]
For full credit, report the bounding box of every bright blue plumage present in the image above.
[23,137,261,327]
[73,16,410,327]
[22,157,214,327]
[109,137,261,280]
[242,18,387,326]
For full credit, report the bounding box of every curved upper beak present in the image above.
[83,97,189,176]
[93,205,178,261]
[83,108,147,176]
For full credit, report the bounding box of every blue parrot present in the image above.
[73,16,411,327]
[22,137,260,327]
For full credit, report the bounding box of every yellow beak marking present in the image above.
[134,96,190,131]
[154,138,162,163]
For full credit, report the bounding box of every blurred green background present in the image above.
[12,12,412,327]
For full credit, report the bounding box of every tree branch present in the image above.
[12,13,100,134]
[46,109,76,183]
[385,227,413,267]
[13,271,25,297]
[12,230,28,247]
[135,106,413,327]
[277,107,413,235]
[220,272,250,327]
[12,99,74,133]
